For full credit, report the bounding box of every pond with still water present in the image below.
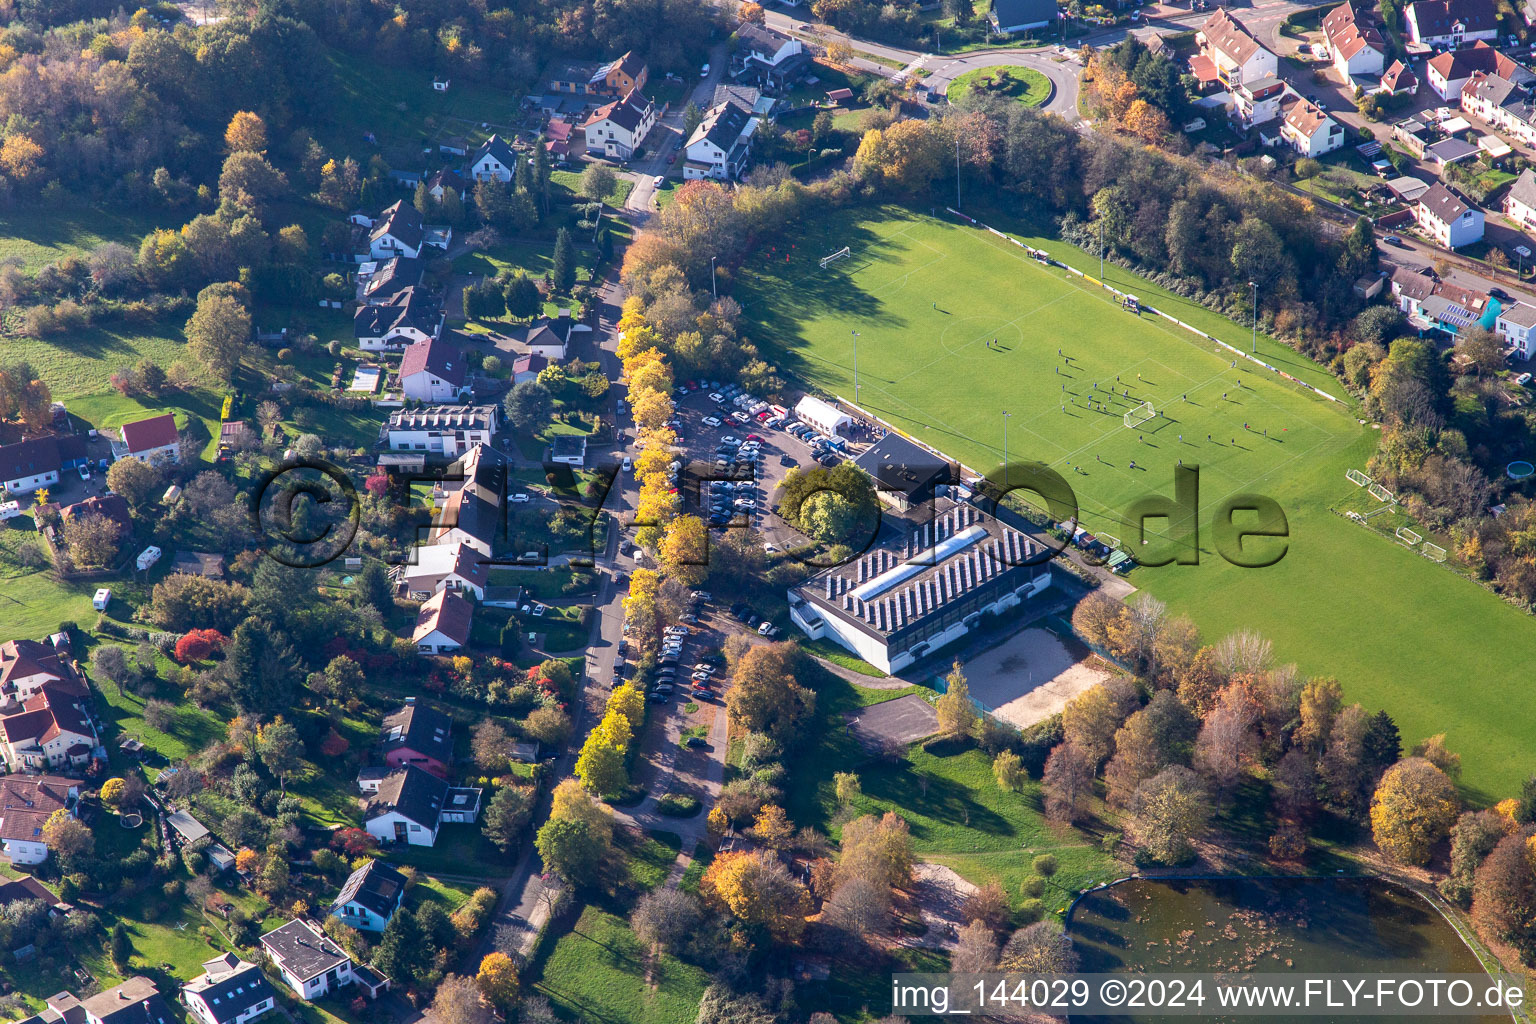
[1068,876,1508,1023]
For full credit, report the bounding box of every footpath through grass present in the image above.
[737,203,1536,800]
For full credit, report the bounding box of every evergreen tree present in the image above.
[502,271,542,321]
[373,908,424,985]
[413,181,432,217]
[1362,710,1402,774]
[552,227,576,294]
[532,138,552,216]
[225,620,298,718]
[515,154,534,195]
[354,561,394,617]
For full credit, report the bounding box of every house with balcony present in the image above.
[330,859,407,933]
[1196,9,1277,88]
[1415,181,1485,248]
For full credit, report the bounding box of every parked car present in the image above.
[758,621,775,636]
[1517,372,1533,386]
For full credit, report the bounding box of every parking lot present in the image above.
[665,382,867,552]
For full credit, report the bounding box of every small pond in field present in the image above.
[1067,876,1508,1024]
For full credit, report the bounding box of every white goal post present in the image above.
[820,246,851,268]
[1422,542,1447,562]
[1346,469,1371,487]
[1124,401,1156,429]
[1367,483,1394,503]
[1395,526,1422,546]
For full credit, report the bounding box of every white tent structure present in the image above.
[794,395,852,436]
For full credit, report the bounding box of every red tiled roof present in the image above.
[400,336,466,387]
[1188,55,1220,84]
[413,590,474,646]
[120,414,177,454]
[1199,9,1265,66]
[0,775,76,843]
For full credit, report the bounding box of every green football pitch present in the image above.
[739,205,1536,799]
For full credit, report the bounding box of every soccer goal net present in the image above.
[1124,401,1156,429]
[1422,542,1447,562]
[1367,483,1394,504]
[820,246,851,269]
[1346,469,1371,487]
[1395,526,1422,546]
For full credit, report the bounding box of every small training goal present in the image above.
[1346,468,1371,487]
[1124,401,1157,429]
[1422,542,1447,562]
[1367,482,1394,504]
[820,246,851,269]
[1395,526,1422,546]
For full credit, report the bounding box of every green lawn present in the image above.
[0,206,167,269]
[551,169,635,207]
[536,907,710,1024]
[0,569,102,643]
[2,321,201,400]
[946,66,1052,107]
[627,830,684,891]
[786,665,1115,915]
[738,204,1536,801]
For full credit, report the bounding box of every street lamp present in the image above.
[851,330,861,405]
[955,135,961,209]
[1002,410,1011,484]
[1250,280,1257,353]
[1099,217,1105,282]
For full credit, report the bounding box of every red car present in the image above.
[746,433,761,441]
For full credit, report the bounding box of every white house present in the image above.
[1196,9,1278,88]
[400,541,489,601]
[0,775,79,865]
[1461,72,1536,145]
[384,405,498,459]
[182,955,278,1024]
[399,336,469,403]
[1322,2,1386,78]
[1431,42,1535,100]
[369,201,425,260]
[354,287,441,352]
[1415,182,1485,248]
[260,919,355,1000]
[1496,300,1536,357]
[684,101,758,180]
[736,23,804,66]
[1405,0,1498,47]
[470,135,519,183]
[548,435,587,467]
[412,590,474,654]
[0,682,99,771]
[1232,77,1289,128]
[582,89,656,159]
[1505,168,1536,227]
[112,413,181,465]
[363,764,481,847]
[1378,60,1419,96]
[0,638,77,699]
[1279,96,1345,156]
[330,860,407,933]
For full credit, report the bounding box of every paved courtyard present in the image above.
[845,694,939,751]
[961,626,1109,729]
